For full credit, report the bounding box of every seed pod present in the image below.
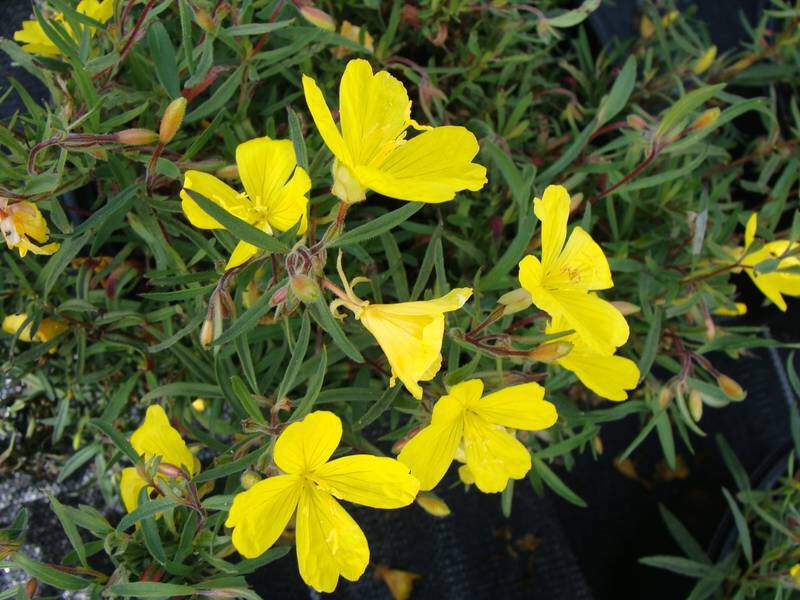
[116,128,159,146]
[159,97,188,144]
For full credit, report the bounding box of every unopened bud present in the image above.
[192,398,206,412]
[690,108,720,131]
[717,374,746,401]
[116,128,159,146]
[498,288,532,316]
[299,6,336,31]
[392,427,420,455]
[243,279,260,309]
[692,46,717,75]
[290,274,321,303]
[593,435,604,455]
[627,115,648,130]
[689,389,703,421]
[528,341,573,363]
[200,318,214,347]
[240,469,262,490]
[611,300,641,316]
[26,579,37,598]
[415,492,451,517]
[215,164,239,180]
[374,564,420,600]
[157,462,184,479]
[270,285,289,306]
[658,385,672,409]
[159,97,188,144]
[704,313,716,341]
[194,8,214,32]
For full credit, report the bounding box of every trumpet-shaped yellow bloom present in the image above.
[737,213,800,312]
[398,379,557,493]
[2,313,67,343]
[545,315,639,401]
[119,405,199,513]
[518,185,628,355]
[354,288,472,400]
[302,59,487,204]
[1,202,60,257]
[181,137,310,270]
[226,411,419,593]
[14,0,113,57]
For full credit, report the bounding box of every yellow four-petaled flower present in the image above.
[14,0,113,57]
[1,201,60,257]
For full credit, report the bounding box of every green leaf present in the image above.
[223,20,294,36]
[212,281,281,346]
[639,555,724,580]
[531,456,586,507]
[715,435,750,491]
[47,494,87,568]
[638,308,662,381]
[354,386,400,431]
[308,297,364,363]
[38,232,91,298]
[655,84,726,139]
[546,0,601,27]
[721,487,752,564]
[658,504,709,564]
[276,312,311,400]
[293,347,327,420]
[231,375,266,424]
[330,203,424,248]
[117,497,178,532]
[141,382,223,402]
[147,21,181,98]
[287,106,308,171]
[141,513,167,563]
[89,418,140,464]
[596,56,636,127]
[11,553,91,590]
[107,582,195,597]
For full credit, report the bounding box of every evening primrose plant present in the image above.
[1,0,800,596]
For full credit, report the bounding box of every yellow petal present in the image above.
[225,240,260,270]
[533,185,571,270]
[397,393,464,491]
[550,227,614,291]
[120,467,149,514]
[13,21,60,56]
[181,170,252,229]
[713,302,747,316]
[354,126,487,203]
[267,166,311,234]
[302,74,353,165]
[274,411,342,474]
[462,412,531,493]
[446,378,484,405]
[235,138,296,207]
[744,213,757,249]
[339,59,410,166]
[367,287,473,316]
[130,405,197,475]
[692,46,717,75]
[457,464,475,485]
[468,382,558,430]
[312,455,420,508]
[2,314,34,342]
[77,0,114,22]
[36,318,68,341]
[295,483,369,593]
[225,474,301,558]
[557,348,640,401]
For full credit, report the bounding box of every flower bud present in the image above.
[593,435,604,455]
[192,398,206,412]
[157,461,184,479]
[528,341,573,363]
[331,159,367,204]
[497,288,532,316]
[200,318,214,347]
[116,128,159,146]
[717,374,746,401]
[690,108,720,131]
[194,8,215,32]
[159,97,188,145]
[689,389,703,421]
[658,385,672,409]
[415,493,451,517]
[215,164,239,180]
[290,274,321,304]
[240,469,262,490]
[692,46,717,75]
[270,285,289,306]
[611,300,640,316]
[391,427,420,455]
[374,565,420,600]
[627,115,648,130]
[299,6,336,31]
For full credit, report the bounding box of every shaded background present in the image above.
[1,1,797,598]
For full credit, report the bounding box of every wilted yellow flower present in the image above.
[518,185,628,355]
[693,46,718,74]
[1,201,60,257]
[2,313,67,344]
[181,137,310,270]
[398,379,557,493]
[332,21,374,59]
[120,405,199,513]
[226,411,419,593]
[737,213,800,311]
[14,0,113,57]
[303,59,487,204]
[374,564,421,600]
[546,315,639,401]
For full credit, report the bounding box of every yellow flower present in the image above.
[14,0,113,57]
[180,137,310,270]
[790,563,800,585]
[1,201,60,257]
[119,405,199,513]
[226,411,419,593]
[398,379,557,493]
[2,313,67,344]
[332,21,374,59]
[302,59,487,204]
[738,213,800,312]
[354,288,472,400]
[692,46,717,75]
[518,185,628,355]
[545,315,639,401]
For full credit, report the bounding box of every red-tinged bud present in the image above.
[270,285,289,306]
[240,469,262,490]
[194,8,215,32]
[690,108,720,131]
[116,128,159,146]
[416,493,451,517]
[159,97,188,144]
[290,274,321,303]
[157,462,184,479]
[528,341,573,363]
[299,5,336,31]
[717,374,746,401]
[627,115,648,130]
[215,164,239,180]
